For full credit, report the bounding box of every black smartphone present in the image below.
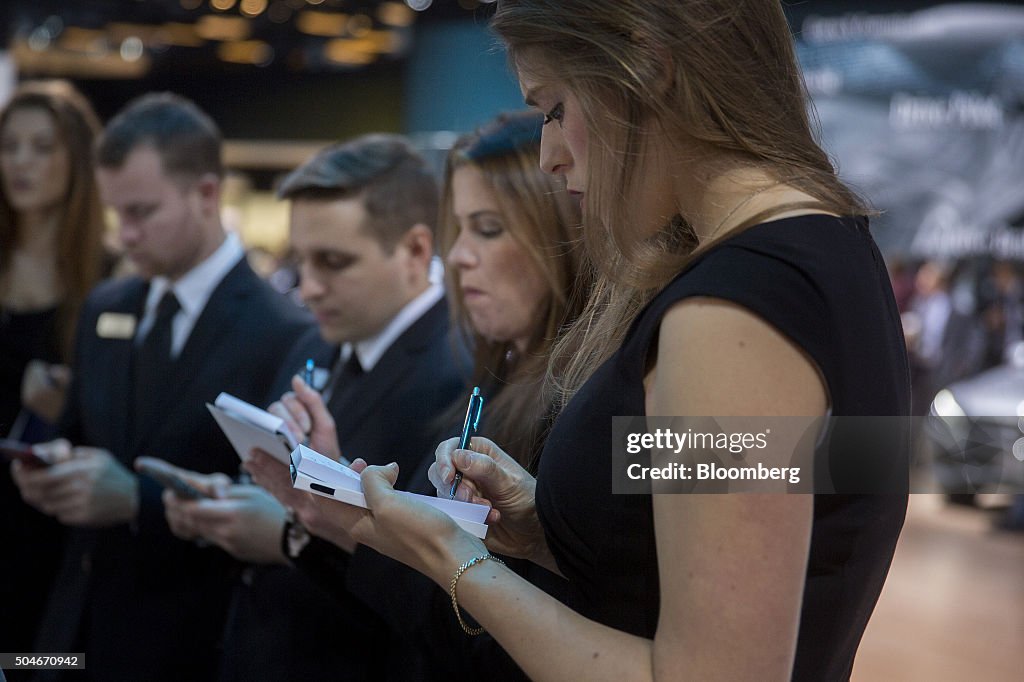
[0,438,52,469]
[135,459,211,500]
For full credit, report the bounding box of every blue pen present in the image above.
[303,358,315,387]
[449,386,484,500]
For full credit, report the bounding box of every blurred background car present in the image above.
[927,341,1024,497]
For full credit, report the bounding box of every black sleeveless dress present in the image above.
[0,305,60,435]
[535,214,910,681]
[0,306,65,664]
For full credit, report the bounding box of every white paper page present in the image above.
[395,491,490,524]
[208,403,293,464]
[291,445,490,537]
[214,392,298,448]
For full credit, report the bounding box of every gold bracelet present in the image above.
[449,553,506,636]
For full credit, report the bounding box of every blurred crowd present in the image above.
[893,256,1024,529]
[1,62,1020,682]
[893,257,1023,414]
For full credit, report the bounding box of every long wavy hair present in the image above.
[438,112,587,467]
[0,80,106,359]
[491,0,870,404]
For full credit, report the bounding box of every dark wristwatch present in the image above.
[283,508,310,560]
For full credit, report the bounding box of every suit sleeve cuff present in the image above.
[288,535,352,601]
[132,473,171,538]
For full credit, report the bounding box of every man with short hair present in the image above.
[12,93,311,681]
[159,134,466,681]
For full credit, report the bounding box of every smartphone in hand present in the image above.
[135,458,212,500]
[0,438,52,469]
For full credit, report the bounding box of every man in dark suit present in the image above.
[158,135,466,681]
[11,93,311,681]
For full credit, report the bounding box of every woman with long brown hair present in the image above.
[304,2,911,680]
[438,110,583,468]
[0,80,107,438]
[0,79,107,663]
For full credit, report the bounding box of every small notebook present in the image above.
[290,444,490,539]
[207,392,300,465]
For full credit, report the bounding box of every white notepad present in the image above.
[207,392,300,465]
[290,444,490,539]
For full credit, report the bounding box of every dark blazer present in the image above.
[217,296,469,682]
[35,259,312,682]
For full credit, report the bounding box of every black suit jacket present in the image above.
[217,297,469,682]
[35,259,312,682]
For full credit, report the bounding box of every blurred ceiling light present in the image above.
[159,22,206,47]
[120,37,145,62]
[217,40,274,66]
[306,0,326,6]
[179,0,203,9]
[28,27,53,51]
[331,37,376,55]
[364,30,401,54]
[241,0,269,17]
[324,39,375,65]
[378,2,414,27]
[296,11,347,37]
[405,0,433,10]
[59,27,107,53]
[107,23,159,42]
[13,38,150,78]
[196,15,251,41]
[211,0,238,10]
[43,16,64,36]
[267,2,292,24]
[347,14,372,38]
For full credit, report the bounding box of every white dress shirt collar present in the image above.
[141,232,246,356]
[340,281,445,372]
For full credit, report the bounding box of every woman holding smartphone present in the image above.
[0,80,107,668]
[308,2,911,681]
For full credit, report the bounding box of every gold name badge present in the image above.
[96,312,137,339]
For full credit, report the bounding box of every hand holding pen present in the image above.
[430,434,555,567]
[449,387,484,499]
[265,374,346,463]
